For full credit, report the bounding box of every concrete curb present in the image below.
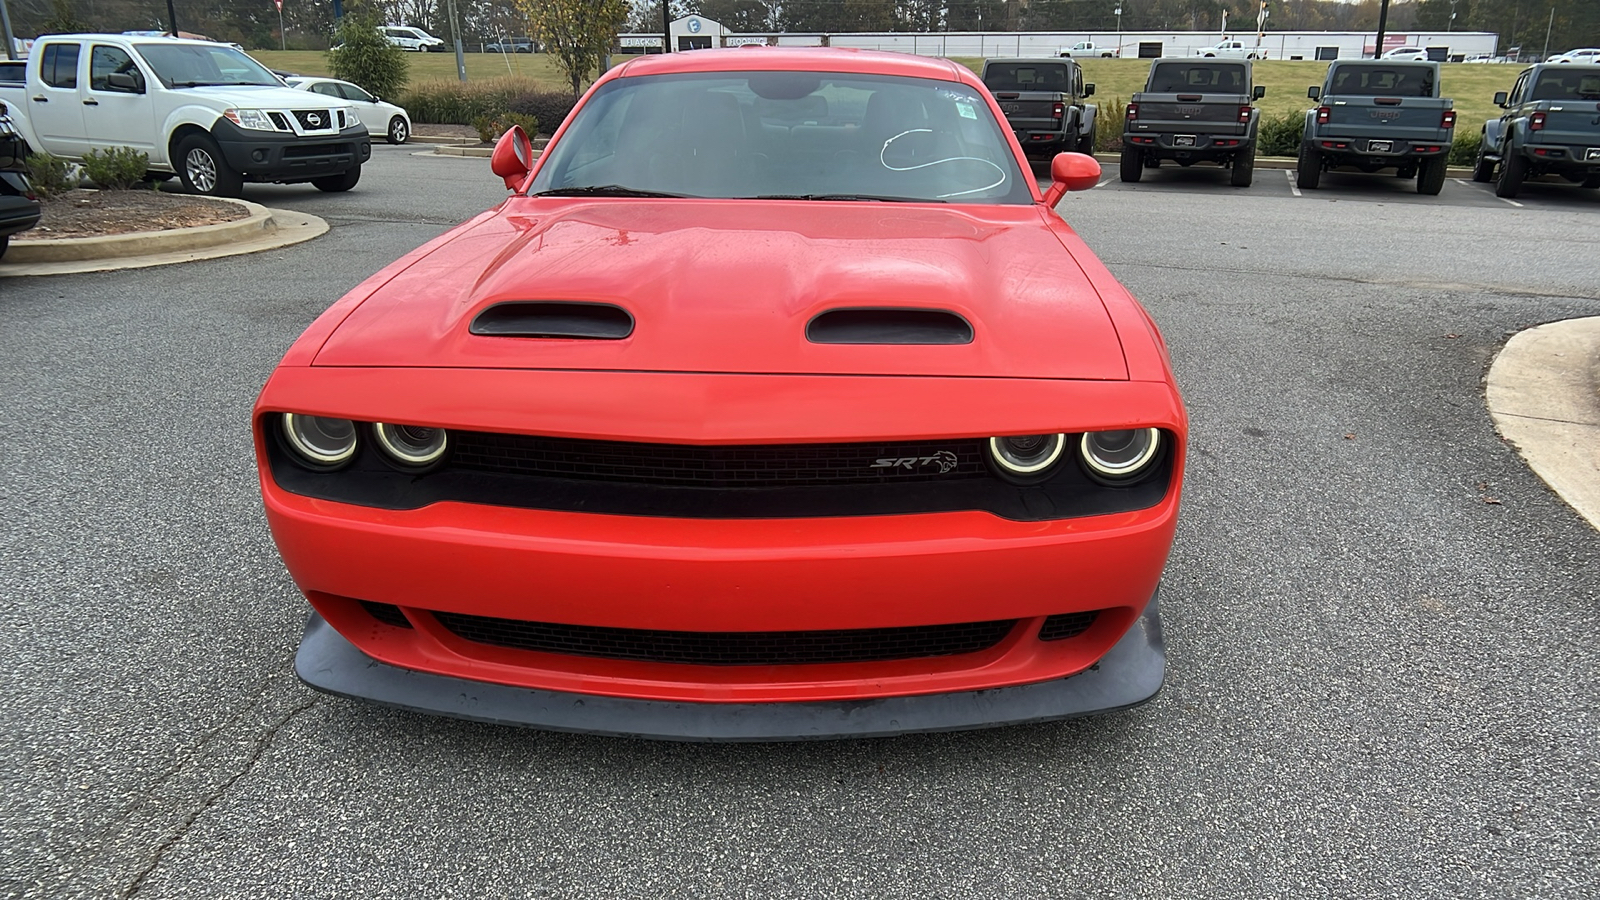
[0,206,328,277]
[429,145,494,158]
[1088,151,1472,177]
[1486,316,1600,533]
[6,197,272,263]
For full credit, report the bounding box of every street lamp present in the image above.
[1115,7,1122,39]
[1449,0,1458,32]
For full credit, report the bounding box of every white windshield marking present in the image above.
[879,129,1008,199]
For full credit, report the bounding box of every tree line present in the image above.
[7,0,1597,55]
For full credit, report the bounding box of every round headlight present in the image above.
[373,422,448,467]
[1080,428,1161,480]
[281,414,358,468]
[989,433,1067,475]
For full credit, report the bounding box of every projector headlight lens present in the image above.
[281,414,358,468]
[1080,428,1161,481]
[373,422,449,467]
[988,433,1067,476]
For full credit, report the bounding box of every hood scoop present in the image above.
[806,308,973,346]
[470,301,634,340]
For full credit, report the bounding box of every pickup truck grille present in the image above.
[292,109,335,131]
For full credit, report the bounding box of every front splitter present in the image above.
[294,593,1166,742]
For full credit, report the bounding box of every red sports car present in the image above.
[255,48,1186,740]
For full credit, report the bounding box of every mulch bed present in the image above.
[25,189,248,240]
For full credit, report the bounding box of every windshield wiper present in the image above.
[749,193,941,203]
[530,185,688,199]
[171,80,228,87]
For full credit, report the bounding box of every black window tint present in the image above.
[42,43,80,89]
[89,46,137,91]
[982,63,1070,92]
[1148,63,1246,93]
[1328,66,1433,97]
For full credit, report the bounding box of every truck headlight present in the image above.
[345,108,361,127]
[223,108,276,131]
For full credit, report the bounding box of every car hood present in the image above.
[185,84,347,108]
[313,199,1128,380]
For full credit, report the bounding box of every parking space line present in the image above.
[1452,178,1473,187]
[1498,196,1524,208]
[1285,169,1302,197]
[1097,178,1110,189]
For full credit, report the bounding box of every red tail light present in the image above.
[1530,112,1546,131]
[1316,106,1331,125]
[1052,103,1064,119]
[1126,102,1139,121]
[1238,105,1252,124]
[1441,110,1456,129]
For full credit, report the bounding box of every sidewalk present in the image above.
[1486,317,1600,532]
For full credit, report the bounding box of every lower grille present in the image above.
[283,143,343,159]
[361,601,413,628]
[1038,611,1099,641]
[433,612,1017,666]
[449,432,989,488]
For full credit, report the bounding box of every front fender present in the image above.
[157,105,226,167]
[0,104,43,155]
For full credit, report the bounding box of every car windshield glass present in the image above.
[1329,65,1434,97]
[982,62,1071,92]
[1147,63,1247,92]
[528,71,1031,204]
[1531,71,1600,101]
[136,43,280,88]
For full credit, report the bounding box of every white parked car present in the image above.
[1549,48,1600,64]
[1381,47,1429,60]
[287,77,411,144]
[381,26,445,52]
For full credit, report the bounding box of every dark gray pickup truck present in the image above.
[1296,61,1456,195]
[981,58,1097,158]
[1474,64,1600,198]
[1121,58,1265,187]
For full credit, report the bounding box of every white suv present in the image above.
[382,26,445,52]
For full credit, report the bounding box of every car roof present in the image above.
[609,47,968,82]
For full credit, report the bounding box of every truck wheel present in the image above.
[312,165,362,193]
[176,134,243,198]
[1494,149,1526,198]
[0,235,8,261]
[1076,130,1095,155]
[1230,145,1256,187]
[1296,143,1321,190]
[387,117,409,144]
[1416,157,1446,195]
[1471,141,1495,182]
[1119,146,1143,182]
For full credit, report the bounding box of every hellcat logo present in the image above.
[870,451,959,474]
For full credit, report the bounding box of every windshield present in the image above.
[1531,71,1600,101]
[1330,65,1434,97]
[528,71,1031,204]
[135,43,280,88]
[983,62,1071,92]
[1147,62,1248,93]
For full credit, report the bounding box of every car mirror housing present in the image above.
[1307,86,1320,100]
[1253,85,1267,100]
[107,71,144,94]
[491,125,535,191]
[1494,91,1508,107]
[1042,152,1101,206]
[1084,83,1096,97]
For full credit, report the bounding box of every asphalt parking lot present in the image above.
[2,142,1597,899]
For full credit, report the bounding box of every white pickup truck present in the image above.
[0,33,370,196]
[1057,41,1120,59]
[1194,40,1268,60]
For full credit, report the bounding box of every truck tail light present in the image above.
[1052,103,1064,119]
[1125,102,1138,121]
[1316,106,1331,125]
[1238,105,1252,123]
[1530,112,1546,131]
[1441,110,1456,129]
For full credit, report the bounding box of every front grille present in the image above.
[267,112,290,131]
[450,433,990,488]
[361,601,413,628]
[433,612,1017,665]
[283,143,343,159]
[292,109,333,130]
[1038,611,1099,641]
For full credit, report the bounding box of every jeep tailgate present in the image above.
[992,91,1063,132]
[1530,102,1600,151]
[1322,97,1453,141]
[1130,94,1249,136]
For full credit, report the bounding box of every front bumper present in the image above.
[295,591,1166,741]
[212,120,372,183]
[0,192,42,240]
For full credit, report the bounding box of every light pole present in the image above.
[1115,6,1122,41]
[0,0,16,61]
[1374,0,1391,59]
[1448,0,1458,32]
[446,0,466,81]
[277,0,285,51]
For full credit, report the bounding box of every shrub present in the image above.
[1256,112,1305,157]
[328,10,409,99]
[507,91,577,134]
[1449,131,1482,167]
[82,146,149,190]
[399,78,532,125]
[25,151,75,198]
[472,112,540,143]
[1095,99,1125,152]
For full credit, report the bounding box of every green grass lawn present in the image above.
[250,49,573,90]
[955,57,1522,137]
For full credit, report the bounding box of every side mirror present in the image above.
[1084,83,1095,97]
[1253,85,1267,100]
[1307,86,1320,100]
[1042,152,1101,207]
[1493,91,1508,107]
[491,125,535,191]
[107,71,144,94]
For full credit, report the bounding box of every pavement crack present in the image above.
[117,697,319,899]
